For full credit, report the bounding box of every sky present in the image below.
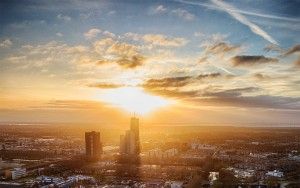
[0,0,300,126]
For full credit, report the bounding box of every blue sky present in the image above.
[0,0,300,124]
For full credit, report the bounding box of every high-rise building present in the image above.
[119,135,126,154]
[130,116,140,154]
[85,131,102,161]
[119,117,140,155]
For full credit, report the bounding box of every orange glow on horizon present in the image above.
[95,87,172,115]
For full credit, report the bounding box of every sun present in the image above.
[96,87,171,115]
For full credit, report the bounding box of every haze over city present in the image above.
[0,1,300,188]
[1,0,300,125]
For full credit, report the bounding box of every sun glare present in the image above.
[97,87,171,115]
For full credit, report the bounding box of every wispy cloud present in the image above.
[151,5,195,21]
[84,28,101,39]
[174,0,300,22]
[171,8,195,21]
[211,0,278,45]
[0,39,12,48]
[153,5,167,14]
[57,14,71,21]
[56,32,63,37]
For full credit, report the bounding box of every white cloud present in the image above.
[56,32,63,37]
[154,5,167,14]
[151,5,194,21]
[107,10,116,16]
[0,39,12,48]
[84,28,102,39]
[57,14,71,21]
[194,32,205,38]
[171,8,195,21]
[142,34,188,47]
[124,33,188,47]
[103,30,116,38]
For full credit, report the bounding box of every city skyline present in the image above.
[0,0,300,125]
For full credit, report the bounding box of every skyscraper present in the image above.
[85,131,102,161]
[119,117,140,155]
[130,116,140,154]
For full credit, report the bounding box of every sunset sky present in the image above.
[0,0,300,125]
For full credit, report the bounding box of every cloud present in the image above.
[211,0,278,45]
[202,87,259,97]
[93,38,146,68]
[142,73,222,90]
[174,0,300,22]
[107,10,116,16]
[197,94,300,110]
[151,5,194,21]
[124,32,140,41]
[198,38,240,75]
[153,5,167,14]
[284,44,300,56]
[56,32,63,37]
[115,55,145,69]
[294,57,300,67]
[142,34,188,47]
[147,89,199,98]
[143,82,300,110]
[204,42,240,55]
[102,30,116,38]
[253,73,271,80]
[84,28,101,39]
[263,44,283,53]
[88,83,123,89]
[197,72,221,79]
[171,8,195,21]
[143,76,192,89]
[0,39,12,48]
[3,41,92,70]
[124,33,188,48]
[57,14,71,21]
[27,100,110,111]
[106,41,139,57]
[194,32,205,38]
[231,55,278,66]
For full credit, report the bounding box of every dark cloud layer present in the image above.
[197,72,221,79]
[143,76,192,88]
[197,95,300,110]
[199,41,240,63]
[206,42,240,55]
[144,85,300,110]
[115,55,145,69]
[143,73,222,89]
[202,87,259,98]
[284,44,300,56]
[253,73,270,80]
[231,55,278,66]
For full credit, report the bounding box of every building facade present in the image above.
[119,117,140,155]
[85,131,102,161]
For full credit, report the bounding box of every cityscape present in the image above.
[0,118,299,187]
[1,0,300,188]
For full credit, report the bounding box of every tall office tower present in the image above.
[130,116,140,154]
[119,117,141,155]
[85,131,102,161]
[119,135,126,154]
[119,130,136,155]
[126,130,136,155]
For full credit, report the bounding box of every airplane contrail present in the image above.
[211,0,278,45]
